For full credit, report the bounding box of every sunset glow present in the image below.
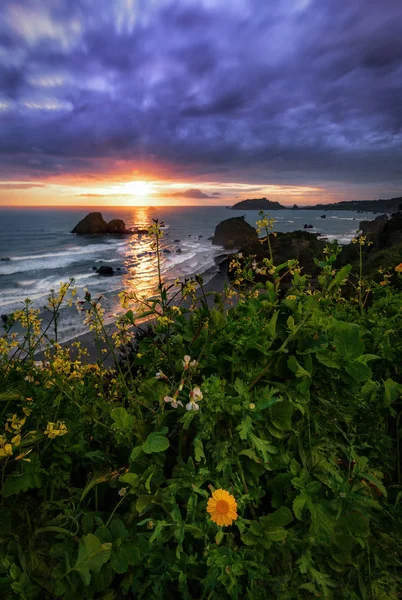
[0,0,401,207]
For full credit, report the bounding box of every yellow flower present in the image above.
[44,421,68,439]
[0,444,13,458]
[207,488,238,527]
[380,280,388,286]
[395,263,402,273]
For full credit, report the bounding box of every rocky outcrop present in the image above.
[72,213,109,234]
[71,212,135,234]
[231,198,284,211]
[304,224,313,229]
[97,265,115,276]
[359,216,388,237]
[212,216,259,249]
[107,219,127,233]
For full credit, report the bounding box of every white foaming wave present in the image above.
[320,233,355,244]
[9,241,126,262]
[0,242,127,275]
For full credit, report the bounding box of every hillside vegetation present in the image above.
[0,216,401,599]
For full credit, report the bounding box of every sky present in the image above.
[0,0,402,207]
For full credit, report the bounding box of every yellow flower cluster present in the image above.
[0,412,30,460]
[44,421,68,439]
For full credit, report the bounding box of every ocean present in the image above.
[0,206,376,343]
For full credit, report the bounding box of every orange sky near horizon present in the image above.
[0,177,384,208]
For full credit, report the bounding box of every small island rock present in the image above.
[97,265,115,276]
[71,212,134,235]
[212,216,258,249]
[107,219,127,233]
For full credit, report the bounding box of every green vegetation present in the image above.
[1,216,402,599]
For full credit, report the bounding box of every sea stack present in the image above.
[212,216,258,249]
[71,212,131,234]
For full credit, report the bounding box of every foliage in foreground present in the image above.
[0,217,402,599]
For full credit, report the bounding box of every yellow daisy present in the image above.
[207,488,238,527]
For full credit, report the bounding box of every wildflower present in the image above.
[0,444,13,459]
[380,280,388,286]
[44,421,68,439]
[155,370,165,380]
[183,355,197,369]
[395,263,402,273]
[15,450,32,462]
[207,489,238,527]
[186,387,203,411]
[287,295,296,301]
[164,395,183,409]
[249,403,255,410]
[118,487,128,497]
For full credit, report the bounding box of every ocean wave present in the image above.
[0,242,128,275]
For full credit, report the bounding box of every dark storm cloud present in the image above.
[0,0,402,189]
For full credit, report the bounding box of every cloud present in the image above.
[0,0,401,195]
[165,188,211,199]
[212,192,221,196]
[0,182,45,190]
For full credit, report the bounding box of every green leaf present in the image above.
[344,360,372,382]
[119,473,139,489]
[215,529,224,545]
[250,433,277,464]
[110,544,129,574]
[129,446,143,462]
[288,356,311,378]
[236,416,253,440]
[328,264,352,290]
[2,453,42,497]
[109,519,128,540]
[136,495,153,514]
[239,449,261,463]
[193,437,205,463]
[333,323,364,359]
[269,400,293,430]
[110,407,135,431]
[316,352,340,369]
[293,493,308,520]
[297,549,312,574]
[142,432,170,454]
[73,533,112,586]
[267,311,279,338]
[384,378,401,407]
[260,507,293,531]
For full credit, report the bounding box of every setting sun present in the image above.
[123,181,153,197]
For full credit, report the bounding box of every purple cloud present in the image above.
[0,0,401,194]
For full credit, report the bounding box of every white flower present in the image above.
[252,260,257,270]
[164,395,183,409]
[118,487,128,497]
[237,252,243,259]
[183,355,191,369]
[186,387,203,411]
[155,370,164,379]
